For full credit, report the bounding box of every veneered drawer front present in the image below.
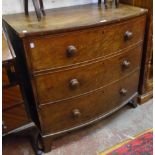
[28,15,145,72]
[3,104,29,133]
[2,85,24,110]
[39,70,139,134]
[35,44,142,104]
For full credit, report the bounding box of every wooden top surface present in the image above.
[2,3,147,38]
[2,33,13,62]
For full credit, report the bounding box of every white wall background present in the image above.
[3,0,98,14]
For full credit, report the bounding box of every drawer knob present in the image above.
[122,60,130,68]
[124,31,133,41]
[120,88,128,96]
[67,45,77,57]
[72,109,81,118]
[69,79,79,89]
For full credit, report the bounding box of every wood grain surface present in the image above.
[3,4,147,37]
[26,15,146,72]
[39,70,139,134]
[2,33,30,134]
[2,3,147,152]
[34,44,142,104]
[2,85,23,110]
[3,104,30,133]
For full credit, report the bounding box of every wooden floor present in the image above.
[3,99,153,155]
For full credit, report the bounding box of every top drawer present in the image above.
[27,15,146,72]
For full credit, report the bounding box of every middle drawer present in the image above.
[34,44,142,104]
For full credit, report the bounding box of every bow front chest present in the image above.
[3,3,147,153]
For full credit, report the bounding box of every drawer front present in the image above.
[3,85,24,110]
[28,16,146,71]
[3,104,29,133]
[35,44,142,104]
[39,70,139,134]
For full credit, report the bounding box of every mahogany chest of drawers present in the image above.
[3,3,147,153]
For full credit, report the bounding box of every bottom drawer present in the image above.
[3,104,29,133]
[39,71,139,134]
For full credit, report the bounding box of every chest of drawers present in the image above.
[3,3,147,153]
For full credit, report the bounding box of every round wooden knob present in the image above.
[72,109,81,118]
[120,88,128,96]
[69,79,79,89]
[122,60,130,68]
[66,45,77,57]
[124,31,133,41]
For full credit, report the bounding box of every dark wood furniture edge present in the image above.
[138,90,153,104]
[2,122,35,136]
[3,23,43,155]
[2,24,43,153]
[138,13,152,101]
[3,20,41,129]
[41,92,138,152]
